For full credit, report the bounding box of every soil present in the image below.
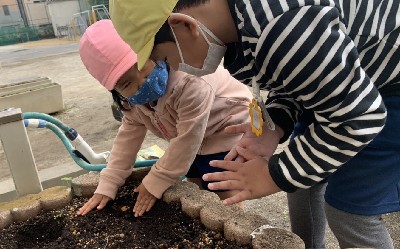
[0,179,251,249]
[0,39,399,249]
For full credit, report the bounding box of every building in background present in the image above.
[0,0,25,28]
[0,0,52,44]
[0,0,108,45]
[47,0,80,38]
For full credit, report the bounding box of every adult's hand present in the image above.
[202,146,281,205]
[224,123,283,162]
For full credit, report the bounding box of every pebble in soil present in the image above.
[0,180,252,249]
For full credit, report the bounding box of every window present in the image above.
[2,5,10,16]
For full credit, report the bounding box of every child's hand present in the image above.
[203,146,282,205]
[224,123,283,162]
[133,183,157,217]
[77,194,110,216]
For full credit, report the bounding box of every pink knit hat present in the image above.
[79,19,137,90]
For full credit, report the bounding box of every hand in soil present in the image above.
[0,179,250,248]
[76,193,111,215]
[133,183,157,217]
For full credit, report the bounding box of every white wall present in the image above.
[0,0,24,28]
[23,1,50,26]
[47,0,79,37]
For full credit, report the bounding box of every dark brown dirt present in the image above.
[0,180,251,249]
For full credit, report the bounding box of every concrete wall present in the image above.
[0,77,64,114]
[23,0,49,26]
[47,0,79,37]
[0,0,23,28]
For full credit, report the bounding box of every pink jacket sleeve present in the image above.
[142,76,215,198]
[94,111,147,199]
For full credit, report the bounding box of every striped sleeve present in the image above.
[253,5,387,191]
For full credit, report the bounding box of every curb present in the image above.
[0,167,305,248]
[0,186,71,228]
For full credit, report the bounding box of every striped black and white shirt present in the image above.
[224,0,400,192]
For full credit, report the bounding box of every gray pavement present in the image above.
[0,43,78,66]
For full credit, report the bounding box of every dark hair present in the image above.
[110,62,170,111]
[154,0,210,46]
[154,21,175,45]
[174,0,210,11]
[111,90,130,111]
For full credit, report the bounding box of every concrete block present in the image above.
[0,76,64,114]
[224,213,270,245]
[251,226,305,249]
[38,186,72,211]
[162,181,200,204]
[0,209,12,230]
[181,190,220,219]
[127,167,151,182]
[200,203,244,232]
[0,194,42,222]
[0,107,22,125]
[71,172,99,197]
[0,161,87,202]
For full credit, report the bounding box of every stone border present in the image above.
[0,186,72,228]
[0,167,305,248]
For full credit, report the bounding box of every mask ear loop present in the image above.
[196,21,225,46]
[169,26,186,64]
[169,13,225,55]
[154,60,163,69]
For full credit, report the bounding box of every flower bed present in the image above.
[0,168,304,248]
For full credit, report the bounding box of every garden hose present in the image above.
[22,112,157,171]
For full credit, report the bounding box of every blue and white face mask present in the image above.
[127,61,169,105]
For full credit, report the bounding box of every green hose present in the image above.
[23,112,157,171]
[24,112,71,132]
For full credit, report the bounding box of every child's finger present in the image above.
[135,196,151,217]
[78,197,99,215]
[138,198,152,216]
[135,200,146,217]
[134,192,149,217]
[133,194,142,213]
[222,191,250,206]
[224,123,249,135]
[234,155,246,163]
[209,159,241,171]
[236,146,259,161]
[133,184,145,211]
[224,147,239,161]
[97,197,109,210]
[207,179,242,192]
[146,198,156,212]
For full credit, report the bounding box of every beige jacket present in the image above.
[95,66,253,199]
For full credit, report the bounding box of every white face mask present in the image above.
[170,15,226,77]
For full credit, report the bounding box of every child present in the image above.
[109,0,400,248]
[76,20,253,217]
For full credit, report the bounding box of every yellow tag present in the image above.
[249,98,263,136]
